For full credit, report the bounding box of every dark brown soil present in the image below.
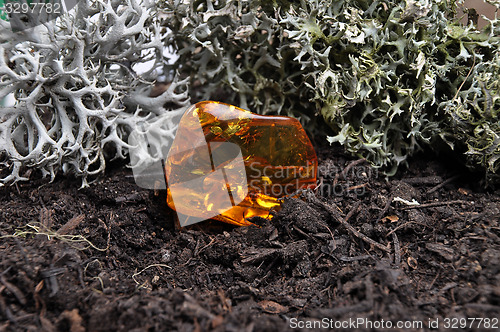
[1,146,499,332]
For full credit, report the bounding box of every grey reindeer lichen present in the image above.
[161,0,500,184]
[0,0,189,187]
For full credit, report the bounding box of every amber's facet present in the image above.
[165,101,317,226]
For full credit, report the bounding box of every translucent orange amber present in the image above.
[165,101,317,227]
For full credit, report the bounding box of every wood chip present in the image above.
[59,309,85,332]
[425,243,454,261]
[57,214,85,235]
[258,300,288,314]
[382,215,399,223]
[407,256,418,269]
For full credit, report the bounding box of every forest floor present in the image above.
[1,144,499,331]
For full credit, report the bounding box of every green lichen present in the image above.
[161,0,500,185]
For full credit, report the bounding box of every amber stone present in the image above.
[165,101,317,227]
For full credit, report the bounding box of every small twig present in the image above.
[323,201,391,253]
[427,175,460,194]
[452,54,476,102]
[347,183,368,192]
[101,215,111,252]
[318,222,336,243]
[392,233,401,267]
[314,177,324,195]
[400,200,471,210]
[339,255,373,262]
[0,291,18,325]
[262,256,279,275]
[0,275,26,305]
[293,225,315,241]
[344,201,361,221]
[333,158,367,187]
[428,272,440,290]
[341,158,367,179]
[375,194,394,223]
[195,237,216,256]
[386,220,432,236]
[402,176,443,185]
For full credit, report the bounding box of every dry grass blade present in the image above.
[1,222,108,252]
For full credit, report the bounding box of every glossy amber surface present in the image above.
[165,101,317,226]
